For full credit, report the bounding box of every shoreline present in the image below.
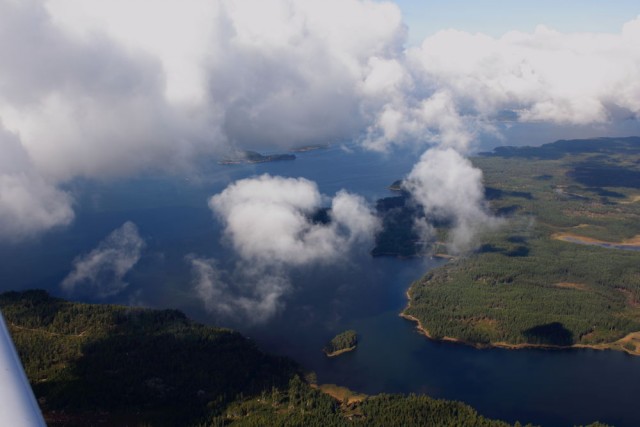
[324,346,357,358]
[401,288,640,356]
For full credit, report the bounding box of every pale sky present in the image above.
[392,0,640,45]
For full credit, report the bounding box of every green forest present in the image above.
[404,137,640,352]
[0,290,540,427]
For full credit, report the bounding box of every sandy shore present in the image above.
[324,346,357,358]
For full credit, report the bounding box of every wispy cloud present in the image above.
[61,222,145,298]
[403,148,502,253]
[189,256,290,324]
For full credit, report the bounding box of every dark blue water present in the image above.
[1,142,640,426]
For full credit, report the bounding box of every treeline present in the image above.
[208,376,522,427]
[210,376,611,426]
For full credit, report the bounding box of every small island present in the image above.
[219,150,296,165]
[388,179,404,192]
[291,143,329,153]
[323,330,358,357]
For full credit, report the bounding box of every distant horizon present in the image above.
[391,0,640,45]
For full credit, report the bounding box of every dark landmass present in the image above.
[481,136,640,160]
[219,150,296,165]
[0,290,298,426]
[371,194,425,258]
[404,137,640,354]
[0,290,534,426]
[323,330,358,357]
[371,192,454,258]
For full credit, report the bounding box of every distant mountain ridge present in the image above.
[482,136,640,159]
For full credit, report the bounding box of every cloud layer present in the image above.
[61,222,145,298]
[2,0,640,238]
[194,174,379,321]
[411,24,640,125]
[363,19,640,151]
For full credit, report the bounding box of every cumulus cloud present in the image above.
[0,0,211,182]
[403,148,502,253]
[61,222,145,298]
[0,0,405,238]
[206,0,406,149]
[195,174,379,321]
[0,123,73,239]
[209,174,379,265]
[360,18,640,152]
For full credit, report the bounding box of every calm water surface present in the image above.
[1,143,639,427]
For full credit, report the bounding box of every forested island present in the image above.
[323,330,358,357]
[0,290,538,426]
[402,137,640,355]
[219,150,296,165]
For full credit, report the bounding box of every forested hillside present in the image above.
[0,290,527,426]
[0,290,297,426]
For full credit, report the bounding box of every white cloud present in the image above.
[207,0,406,149]
[0,0,214,182]
[404,148,502,253]
[196,174,379,322]
[0,0,405,239]
[61,222,145,298]
[2,0,640,242]
[0,123,73,239]
[407,21,640,126]
[209,174,379,265]
[189,256,289,324]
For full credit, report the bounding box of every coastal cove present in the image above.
[1,141,640,426]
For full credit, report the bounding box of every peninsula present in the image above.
[402,137,640,355]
